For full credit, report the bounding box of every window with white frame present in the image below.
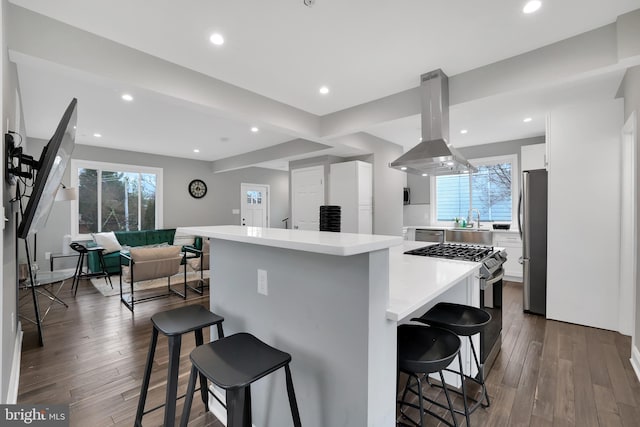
[70,160,163,238]
[431,155,518,224]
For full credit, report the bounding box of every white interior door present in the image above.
[240,183,269,227]
[291,166,324,230]
[619,113,636,336]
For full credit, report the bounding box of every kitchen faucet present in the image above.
[471,209,481,229]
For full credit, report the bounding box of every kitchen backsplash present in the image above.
[403,204,430,226]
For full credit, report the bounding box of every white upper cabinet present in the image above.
[521,143,547,171]
[329,161,373,233]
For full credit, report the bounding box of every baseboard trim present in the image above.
[207,386,227,426]
[207,386,256,427]
[631,344,640,383]
[7,322,23,404]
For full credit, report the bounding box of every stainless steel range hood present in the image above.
[390,69,475,176]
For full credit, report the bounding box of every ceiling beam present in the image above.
[211,139,331,173]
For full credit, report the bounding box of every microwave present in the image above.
[403,187,410,205]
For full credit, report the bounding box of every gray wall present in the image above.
[1,0,22,401]
[26,140,289,269]
[620,66,640,353]
[404,136,546,205]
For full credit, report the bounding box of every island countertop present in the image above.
[387,241,481,321]
[177,225,402,256]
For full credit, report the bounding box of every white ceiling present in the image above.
[8,0,639,167]
[15,57,294,161]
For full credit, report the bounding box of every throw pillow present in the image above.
[92,231,123,254]
[173,232,196,247]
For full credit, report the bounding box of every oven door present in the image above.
[480,268,503,376]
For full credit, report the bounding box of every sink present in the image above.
[445,228,493,245]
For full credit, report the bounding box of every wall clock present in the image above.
[188,179,207,199]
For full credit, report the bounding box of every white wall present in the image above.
[547,98,624,331]
[620,65,640,375]
[1,0,23,403]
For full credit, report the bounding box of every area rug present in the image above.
[90,270,210,297]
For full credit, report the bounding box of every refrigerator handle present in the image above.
[517,191,523,240]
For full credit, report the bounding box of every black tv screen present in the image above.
[17,98,77,239]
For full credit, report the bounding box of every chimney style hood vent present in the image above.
[390,69,475,176]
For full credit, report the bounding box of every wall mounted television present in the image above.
[17,98,77,239]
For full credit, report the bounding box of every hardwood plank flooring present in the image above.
[17,279,640,426]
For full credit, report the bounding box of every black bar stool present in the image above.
[135,304,225,427]
[397,324,462,427]
[69,242,112,296]
[180,332,302,427]
[412,302,492,425]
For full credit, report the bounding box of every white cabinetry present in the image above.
[521,143,547,171]
[329,161,373,233]
[493,232,522,281]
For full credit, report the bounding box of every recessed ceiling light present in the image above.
[209,33,225,46]
[400,167,407,171]
[193,149,200,153]
[319,86,330,95]
[251,127,259,133]
[523,1,541,14]
[523,117,533,123]
[121,93,133,102]
[93,133,102,138]
[422,173,428,177]
[460,129,468,134]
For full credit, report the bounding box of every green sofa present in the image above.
[87,229,204,274]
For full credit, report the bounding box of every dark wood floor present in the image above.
[17,279,640,426]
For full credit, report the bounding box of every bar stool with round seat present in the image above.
[180,332,302,427]
[397,324,463,427]
[69,242,112,296]
[412,302,492,425]
[135,304,225,427]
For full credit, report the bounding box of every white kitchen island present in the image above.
[177,226,480,427]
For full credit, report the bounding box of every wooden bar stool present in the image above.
[180,332,302,427]
[135,304,225,427]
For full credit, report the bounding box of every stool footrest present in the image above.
[397,372,457,427]
[142,388,203,416]
[427,370,490,412]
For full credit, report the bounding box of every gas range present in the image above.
[404,243,506,279]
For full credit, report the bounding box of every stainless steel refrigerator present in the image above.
[518,169,548,316]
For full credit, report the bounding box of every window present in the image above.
[70,160,163,238]
[246,190,263,205]
[431,155,518,224]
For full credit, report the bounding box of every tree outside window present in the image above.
[436,159,513,223]
[77,167,158,234]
